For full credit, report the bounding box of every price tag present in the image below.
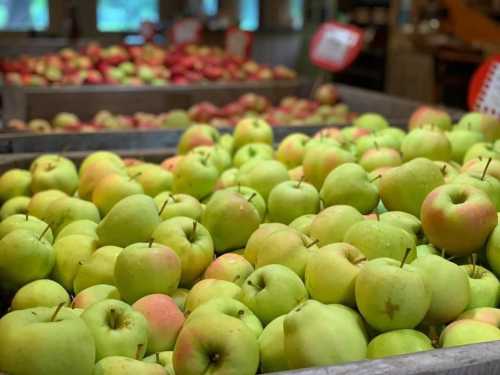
[225,27,254,58]
[309,22,364,72]
[171,18,203,45]
[469,55,500,117]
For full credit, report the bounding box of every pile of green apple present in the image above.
[1,109,500,375]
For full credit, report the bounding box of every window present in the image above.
[97,0,159,32]
[0,0,49,31]
[239,0,258,31]
[202,0,218,17]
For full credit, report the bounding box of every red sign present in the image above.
[225,27,254,59]
[469,54,500,117]
[309,22,364,72]
[171,18,203,45]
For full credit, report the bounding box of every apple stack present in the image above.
[0,109,500,375]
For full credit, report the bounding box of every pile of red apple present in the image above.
[1,42,297,87]
[8,84,352,133]
[1,108,500,375]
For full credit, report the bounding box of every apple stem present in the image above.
[306,239,319,248]
[129,172,142,181]
[369,174,382,183]
[38,224,51,241]
[375,211,380,221]
[247,280,262,291]
[155,352,160,364]
[440,164,447,175]
[136,344,144,360]
[441,248,446,258]
[237,183,241,193]
[50,302,65,322]
[247,192,257,202]
[400,248,411,268]
[25,212,29,221]
[471,253,478,278]
[481,157,492,180]
[109,308,117,329]
[158,198,170,216]
[429,325,439,348]
[148,238,154,248]
[374,141,379,150]
[296,176,304,188]
[189,221,197,242]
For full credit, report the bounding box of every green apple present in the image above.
[155,193,202,221]
[379,211,422,241]
[353,112,389,130]
[79,151,124,176]
[114,242,181,303]
[401,127,451,161]
[240,264,308,325]
[303,145,356,189]
[0,213,53,242]
[453,171,500,211]
[320,163,379,214]
[184,279,241,314]
[225,185,266,221]
[186,297,262,337]
[0,168,31,202]
[355,134,400,156]
[355,257,431,331]
[463,142,500,163]
[259,315,288,373]
[173,312,259,375]
[177,124,220,155]
[409,106,452,131]
[289,214,316,235]
[78,159,127,200]
[487,224,500,277]
[92,173,144,216]
[0,306,95,375]
[27,189,66,219]
[416,243,439,257]
[93,356,165,375]
[233,117,273,150]
[0,196,30,219]
[44,196,100,235]
[243,223,288,265]
[461,264,500,309]
[435,160,459,183]
[190,145,232,173]
[172,153,219,199]
[462,158,500,180]
[412,254,470,323]
[218,133,234,155]
[202,189,260,254]
[310,205,364,246]
[458,307,500,327]
[305,137,341,152]
[73,245,122,293]
[171,288,189,312]
[305,243,365,306]
[97,194,160,247]
[367,329,433,359]
[153,216,214,287]
[232,143,274,168]
[132,293,185,353]
[421,184,497,257]
[275,133,310,169]
[440,319,500,348]
[204,253,253,286]
[51,234,98,291]
[143,351,174,374]
[379,157,445,217]
[215,167,238,190]
[72,284,121,310]
[127,163,173,197]
[288,165,304,181]
[447,129,484,163]
[267,180,320,224]
[0,229,54,290]
[56,219,98,240]
[284,300,368,368]
[340,126,371,142]
[359,147,402,172]
[456,112,500,142]
[237,159,289,201]
[81,299,149,360]
[11,279,70,310]
[31,157,79,195]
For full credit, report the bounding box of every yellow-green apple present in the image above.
[0,229,54,290]
[0,196,30,219]
[421,184,497,257]
[72,284,120,310]
[153,216,214,287]
[177,124,220,154]
[434,160,459,183]
[132,294,185,353]
[27,189,66,219]
[155,193,202,221]
[275,133,310,169]
[355,257,431,331]
[461,264,500,309]
[310,205,364,246]
[143,351,174,374]
[73,245,122,293]
[79,151,124,176]
[172,153,219,200]
[93,356,165,375]
[0,213,53,242]
[303,145,356,189]
[44,196,100,235]
[356,134,400,155]
[97,194,160,247]
[462,158,500,180]
[458,307,500,327]
[379,157,445,217]
[305,137,341,152]
[0,306,95,375]
[401,127,451,161]
[56,219,98,240]
[367,329,433,359]
[171,288,189,312]
[353,113,389,131]
[289,165,304,181]
[268,180,320,224]
[81,299,148,360]
[204,253,253,286]
[215,167,238,190]
[225,185,266,221]
[190,146,231,173]
[240,264,308,325]
[416,244,439,257]
[78,159,127,200]
[53,112,79,129]
[487,224,500,277]
[359,147,402,172]
[233,118,273,150]
[184,279,241,314]
[92,174,144,216]
[127,163,173,197]
[447,128,484,163]
[314,83,338,104]
[463,142,500,163]
[340,126,371,142]
[412,254,469,323]
[320,163,379,214]
[114,242,181,304]
[259,315,288,373]
[378,127,407,145]
[243,223,288,265]
[202,189,260,254]
[186,297,262,337]
[379,211,421,242]
[408,106,452,130]
[218,133,234,155]
[284,300,368,368]
[173,312,259,375]
[289,214,316,235]
[31,157,79,195]
[0,168,32,203]
[237,159,289,201]
[51,234,98,290]
[305,243,365,306]
[440,319,500,348]
[232,143,274,167]
[452,169,500,211]
[10,279,70,310]
[455,112,500,141]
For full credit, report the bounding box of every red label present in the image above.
[225,27,254,58]
[171,18,203,45]
[469,54,500,117]
[309,22,364,72]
